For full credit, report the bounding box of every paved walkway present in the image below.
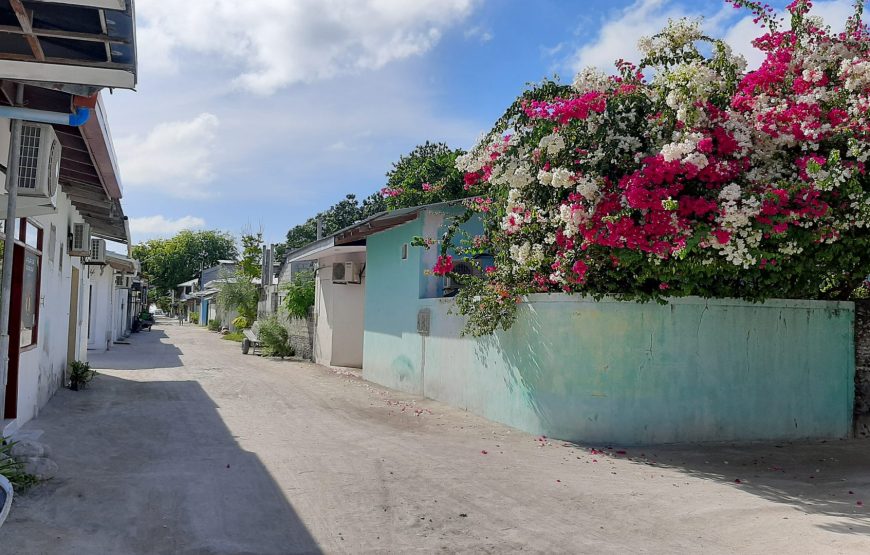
[2,321,869,554]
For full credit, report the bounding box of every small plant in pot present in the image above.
[68,360,97,391]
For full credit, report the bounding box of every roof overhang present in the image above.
[285,237,367,264]
[0,0,137,95]
[1,82,129,242]
[105,250,135,272]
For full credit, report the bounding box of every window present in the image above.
[19,249,39,348]
[1,219,44,350]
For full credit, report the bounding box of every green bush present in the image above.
[257,317,294,358]
[207,319,222,331]
[69,360,97,390]
[189,312,199,325]
[222,332,244,342]
[232,315,251,330]
[0,439,38,491]
[282,270,316,319]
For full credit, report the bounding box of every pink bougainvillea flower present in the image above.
[432,255,454,276]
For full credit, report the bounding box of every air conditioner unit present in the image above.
[0,122,61,218]
[89,238,106,264]
[69,222,91,256]
[332,261,361,284]
[442,260,475,297]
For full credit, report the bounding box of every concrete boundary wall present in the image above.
[364,295,855,445]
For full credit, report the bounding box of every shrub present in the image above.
[222,331,245,342]
[257,317,294,358]
[282,270,315,319]
[216,271,259,324]
[69,360,96,390]
[189,312,199,325]
[433,3,870,336]
[0,440,38,491]
[232,315,250,329]
[207,319,222,332]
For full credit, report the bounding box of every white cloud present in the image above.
[464,25,494,43]
[136,0,478,95]
[571,0,682,73]
[130,215,207,239]
[115,113,220,198]
[570,0,857,75]
[724,0,855,69]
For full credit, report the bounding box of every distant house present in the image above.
[175,278,199,322]
[284,201,470,368]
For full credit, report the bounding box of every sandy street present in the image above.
[2,320,869,554]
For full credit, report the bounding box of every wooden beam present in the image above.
[60,166,101,182]
[61,182,109,202]
[60,157,100,175]
[9,0,45,62]
[0,51,128,70]
[0,25,128,46]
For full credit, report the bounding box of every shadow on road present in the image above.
[2,372,322,554]
[90,325,184,370]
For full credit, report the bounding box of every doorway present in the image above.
[67,266,79,365]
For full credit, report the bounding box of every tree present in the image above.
[281,142,466,254]
[238,230,263,281]
[133,230,238,298]
[284,194,370,250]
[381,142,467,210]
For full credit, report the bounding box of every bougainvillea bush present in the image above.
[432,0,870,336]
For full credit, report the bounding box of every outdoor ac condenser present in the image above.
[89,237,106,264]
[1,122,62,218]
[331,261,361,284]
[69,222,91,256]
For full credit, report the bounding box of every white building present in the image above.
[284,238,366,368]
[0,1,138,434]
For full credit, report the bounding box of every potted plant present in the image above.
[68,360,97,391]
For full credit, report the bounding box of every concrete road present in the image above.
[2,321,869,554]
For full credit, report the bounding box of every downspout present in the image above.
[0,95,90,422]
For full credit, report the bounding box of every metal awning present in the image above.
[105,250,135,273]
[0,0,136,94]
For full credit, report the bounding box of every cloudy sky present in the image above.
[104,0,857,245]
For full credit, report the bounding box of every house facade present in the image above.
[0,0,138,434]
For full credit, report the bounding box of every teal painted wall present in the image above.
[364,214,856,444]
[363,217,426,394]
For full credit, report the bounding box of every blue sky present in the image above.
[103,0,857,246]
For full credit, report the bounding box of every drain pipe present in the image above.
[0,92,91,423]
[0,106,90,127]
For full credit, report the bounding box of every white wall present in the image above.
[87,266,115,352]
[8,187,91,428]
[313,252,366,368]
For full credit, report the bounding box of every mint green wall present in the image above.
[364,217,855,444]
[363,217,426,394]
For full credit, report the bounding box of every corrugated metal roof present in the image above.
[0,0,137,94]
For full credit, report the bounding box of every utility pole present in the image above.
[0,84,23,422]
